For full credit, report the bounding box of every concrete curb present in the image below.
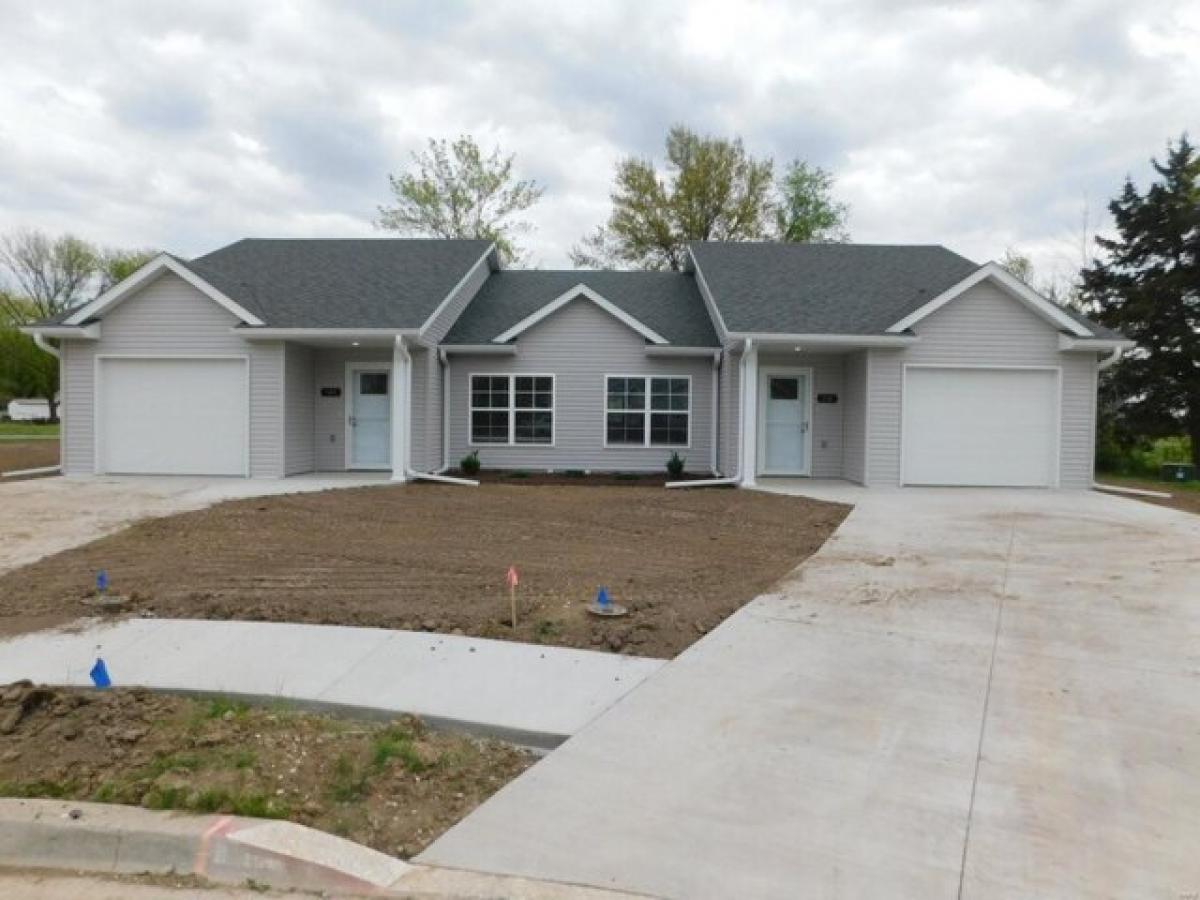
[0,799,651,898]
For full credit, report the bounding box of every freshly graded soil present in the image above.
[0,439,58,474]
[1095,477,1200,516]
[0,483,848,657]
[0,682,533,859]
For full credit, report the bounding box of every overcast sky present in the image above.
[0,0,1196,285]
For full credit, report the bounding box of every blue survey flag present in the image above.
[96,570,108,593]
[90,658,111,689]
[597,587,611,607]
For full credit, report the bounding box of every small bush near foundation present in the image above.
[666,452,685,478]
[460,450,481,476]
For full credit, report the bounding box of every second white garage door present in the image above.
[901,366,1058,487]
[98,357,248,476]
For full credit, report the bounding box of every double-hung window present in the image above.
[470,374,554,445]
[605,376,690,447]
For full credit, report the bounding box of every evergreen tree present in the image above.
[1082,135,1200,467]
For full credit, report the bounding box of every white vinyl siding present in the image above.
[866,280,1098,488]
[447,299,713,472]
[283,343,315,475]
[58,272,283,477]
[842,351,868,484]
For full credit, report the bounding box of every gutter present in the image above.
[32,334,60,359]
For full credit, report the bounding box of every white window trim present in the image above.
[468,373,557,447]
[602,374,692,450]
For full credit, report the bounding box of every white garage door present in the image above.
[98,358,248,476]
[902,367,1058,487]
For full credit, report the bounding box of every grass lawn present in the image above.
[0,421,59,438]
[0,439,59,474]
[1095,473,1200,516]
[0,483,849,657]
[0,684,531,859]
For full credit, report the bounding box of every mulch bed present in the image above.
[0,483,848,657]
[0,683,532,860]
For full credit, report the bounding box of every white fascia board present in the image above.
[417,243,498,338]
[20,323,101,339]
[234,327,419,340]
[491,284,669,345]
[685,247,731,343]
[439,344,517,355]
[65,254,264,327]
[1058,334,1136,351]
[728,332,919,347]
[887,262,1091,337]
[644,345,723,357]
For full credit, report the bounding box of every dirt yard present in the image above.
[0,682,532,859]
[0,440,58,474]
[1095,476,1200,516]
[0,483,848,657]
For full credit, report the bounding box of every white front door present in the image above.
[348,367,391,469]
[758,368,812,476]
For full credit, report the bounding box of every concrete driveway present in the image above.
[0,473,387,576]
[422,486,1200,899]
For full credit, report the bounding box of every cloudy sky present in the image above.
[0,0,1197,285]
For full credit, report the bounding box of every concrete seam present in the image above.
[956,516,1016,900]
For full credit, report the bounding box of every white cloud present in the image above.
[0,0,1196,283]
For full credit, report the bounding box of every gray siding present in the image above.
[421,252,492,344]
[842,351,868,484]
[59,272,284,477]
[408,346,440,473]
[758,351,845,478]
[865,280,1098,487]
[447,300,715,472]
[283,344,315,475]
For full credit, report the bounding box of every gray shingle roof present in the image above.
[184,238,493,329]
[443,270,719,346]
[689,241,1120,339]
[689,242,980,335]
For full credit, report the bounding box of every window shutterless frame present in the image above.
[468,373,556,447]
[602,374,691,449]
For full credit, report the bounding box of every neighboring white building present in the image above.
[5,399,51,421]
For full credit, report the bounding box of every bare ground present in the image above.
[0,682,532,859]
[0,483,848,657]
[0,440,58,475]
[1095,476,1200,516]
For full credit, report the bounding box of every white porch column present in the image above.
[391,335,411,482]
[739,339,759,488]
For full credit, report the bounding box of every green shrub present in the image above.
[666,452,685,478]
[1096,434,1193,477]
[460,450,481,476]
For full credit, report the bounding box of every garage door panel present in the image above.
[902,367,1057,487]
[99,358,247,476]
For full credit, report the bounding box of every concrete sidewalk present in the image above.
[0,619,664,746]
[422,487,1200,898]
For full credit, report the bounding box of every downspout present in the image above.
[667,340,747,489]
[438,348,450,472]
[710,349,720,476]
[1097,346,1123,371]
[405,345,477,486]
[32,334,60,359]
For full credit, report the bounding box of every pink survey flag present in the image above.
[506,566,519,589]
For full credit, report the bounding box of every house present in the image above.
[23,238,1131,488]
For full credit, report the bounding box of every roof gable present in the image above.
[65,254,263,326]
[886,262,1091,337]
[443,271,720,347]
[492,284,668,344]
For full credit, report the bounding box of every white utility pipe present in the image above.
[1093,481,1171,499]
[32,334,60,359]
[710,350,720,475]
[1097,346,1123,370]
[670,339,750,489]
[666,476,737,489]
[407,470,478,487]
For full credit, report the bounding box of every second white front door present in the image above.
[758,368,812,476]
[349,367,391,469]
